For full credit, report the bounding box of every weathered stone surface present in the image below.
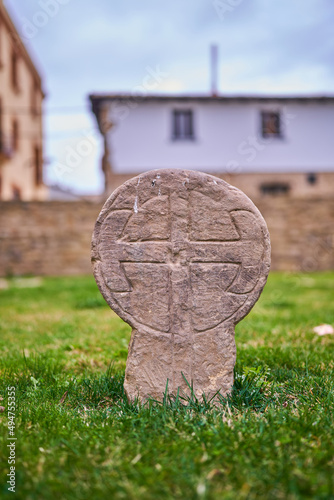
[92,169,271,402]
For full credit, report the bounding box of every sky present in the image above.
[4,0,334,194]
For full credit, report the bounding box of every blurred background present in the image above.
[0,0,333,276]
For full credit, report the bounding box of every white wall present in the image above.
[105,100,334,174]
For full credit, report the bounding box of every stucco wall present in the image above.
[0,198,333,276]
[105,100,334,174]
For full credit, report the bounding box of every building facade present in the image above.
[0,1,46,201]
[90,93,334,198]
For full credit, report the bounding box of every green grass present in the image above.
[0,273,333,500]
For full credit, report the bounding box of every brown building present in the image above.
[0,1,46,201]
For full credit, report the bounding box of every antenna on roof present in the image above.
[210,44,219,97]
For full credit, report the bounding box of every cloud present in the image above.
[4,0,334,193]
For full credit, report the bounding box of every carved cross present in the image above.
[92,169,270,402]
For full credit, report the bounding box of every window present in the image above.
[0,98,10,157]
[307,173,317,185]
[0,97,2,151]
[31,81,39,117]
[34,145,43,186]
[12,119,19,151]
[260,183,290,196]
[0,19,3,68]
[12,185,21,201]
[11,49,19,90]
[172,110,194,140]
[261,111,281,138]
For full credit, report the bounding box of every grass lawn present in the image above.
[0,272,334,500]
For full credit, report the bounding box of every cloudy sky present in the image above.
[4,0,334,194]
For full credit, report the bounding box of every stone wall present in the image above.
[0,201,101,276]
[255,197,334,272]
[107,172,334,200]
[0,197,333,276]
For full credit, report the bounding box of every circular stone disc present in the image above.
[91,169,271,335]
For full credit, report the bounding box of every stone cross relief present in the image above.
[92,169,271,403]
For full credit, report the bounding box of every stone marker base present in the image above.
[124,325,236,403]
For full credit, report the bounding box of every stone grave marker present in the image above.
[92,169,271,403]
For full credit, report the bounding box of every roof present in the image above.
[0,2,43,89]
[89,92,334,115]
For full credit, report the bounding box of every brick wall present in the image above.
[0,198,333,276]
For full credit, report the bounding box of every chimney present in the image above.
[210,44,219,97]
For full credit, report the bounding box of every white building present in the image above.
[90,94,334,198]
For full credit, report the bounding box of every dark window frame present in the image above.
[0,18,3,69]
[307,173,317,185]
[12,118,19,151]
[12,185,21,201]
[261,111,282,138]
[31,80,39,117]
[34,145,43,186]
[0,97,3,151]
[172,109,195,140]
[260,182,290,196]
[11,48,19,91]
